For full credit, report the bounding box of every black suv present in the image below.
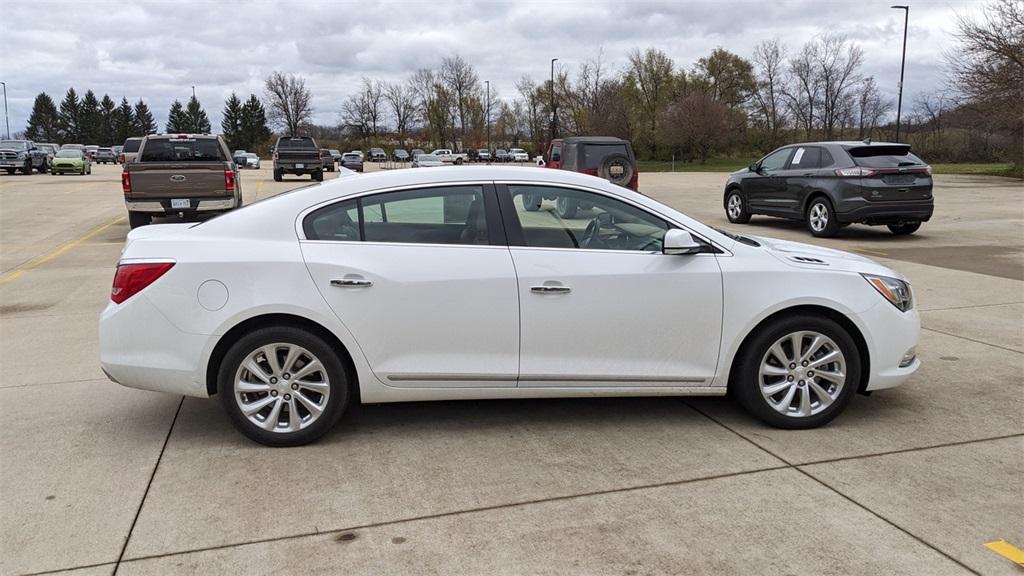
[724,141,933,237]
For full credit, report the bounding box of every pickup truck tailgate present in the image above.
[127,162,229,198]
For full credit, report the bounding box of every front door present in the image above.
[500,184,723,387]
[745,147,794,212]
[301,184,520,387]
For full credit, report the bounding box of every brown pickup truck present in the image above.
[273,136,323,182]
[121,134,241,229]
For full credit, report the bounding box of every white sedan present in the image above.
[100,166,920,446]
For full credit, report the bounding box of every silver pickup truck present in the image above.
[121,134,241,229]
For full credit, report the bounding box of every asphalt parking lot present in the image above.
[1,163,1021,575]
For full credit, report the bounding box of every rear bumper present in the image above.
[276,162,323,173]
[125,197,238,213]
[835,199,934,225]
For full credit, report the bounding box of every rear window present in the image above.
[277,138,316,149]
[122,139,143,153]
[139,138,226,162]
[848,146,925,168]
[581,144,630,170]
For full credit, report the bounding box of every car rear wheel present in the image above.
[733,314,860,429]
[218,326,349,446]
[888,222,921,235]
[725,190,751,224]
[806,197,839,237]
[127,211,151,229]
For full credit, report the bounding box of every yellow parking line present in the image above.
[985,539,1024,567]
[0,215,125,286]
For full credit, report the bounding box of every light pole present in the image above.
[485,80,490,160]
[892,5,909,141]
[550,58,558,143]
[1,82,9,139]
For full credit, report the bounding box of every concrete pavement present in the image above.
[0,164,1021,575]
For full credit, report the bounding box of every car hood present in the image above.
[53,158,82,163]
[0,147,26,154]
[749,235,903,279]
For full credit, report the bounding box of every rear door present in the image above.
[301,183,521,388]
[779,146,823,215]
[130,137,230,198]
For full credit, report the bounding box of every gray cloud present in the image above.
[0,0,982,135]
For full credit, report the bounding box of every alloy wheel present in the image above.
[234,343,330,433]
[758,331,846,418]
[808,203,829,232]
[727,194,743,220]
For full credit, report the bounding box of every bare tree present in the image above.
[440,55,481,148]
[751,39,787,145]
[385,81,417,148]
[263,71,313,135]
[855,76,891,140]
[624,47,676,157]
[814,34,864,139]
[783,41,820,138]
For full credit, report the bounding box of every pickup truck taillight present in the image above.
[121,170,132,194]
[119,153,126,164]
[224,169,236,192]
[111,262,174,304]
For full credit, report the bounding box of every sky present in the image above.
[0,0,986,136]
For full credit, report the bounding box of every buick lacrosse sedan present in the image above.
[100,166,920,446]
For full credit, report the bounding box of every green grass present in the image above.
[929,163,1022,179]
[636,158,758,173]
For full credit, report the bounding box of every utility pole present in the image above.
[549,58,558,143]
[891,5,909,141]
[191,85,196,100]
[1,82,9,139]
[485,80,490,159]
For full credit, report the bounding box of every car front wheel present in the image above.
[806,197,840,237]
[733,314,860,429]
[888,222,921,235]
[725,190,751,224]
[218,326,349,446]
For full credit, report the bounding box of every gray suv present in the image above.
[724,141,934,237]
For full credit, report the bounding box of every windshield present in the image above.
[342,154,361,161]
[245,153,258,159]
[56,150,82,158]
[0,141,28,150]
[139,138,226,162]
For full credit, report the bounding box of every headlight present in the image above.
[863,274,914,311]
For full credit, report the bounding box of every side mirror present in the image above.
[748,162,760,173]
[663,229,704,255]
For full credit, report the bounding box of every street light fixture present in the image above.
[485,80,490,160]
[550,58,558,143]
[891,5,909,141]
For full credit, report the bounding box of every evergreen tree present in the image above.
[99,94,117,145]
[184,95,211,133]
[114,97,135,144]
[79,90,101,143]
[58,88,81,143]
[133,100,156,135]
[240,94,272,151]
[165,100,187,132]
[221,92,244,151]
[24,92,61,143]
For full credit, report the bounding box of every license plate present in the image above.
[171,199,190,209]
[610,165,624,176]
[295,163,304,169]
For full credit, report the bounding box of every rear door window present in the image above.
[788,147,822,170]
[139,139,225,162]
[848,146,925,168]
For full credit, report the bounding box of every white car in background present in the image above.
[243,153,260,169]
[509,148,529,162]
[99,166,920,446]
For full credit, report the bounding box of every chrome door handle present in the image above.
[531,285,571,294]
[331,278,372,287]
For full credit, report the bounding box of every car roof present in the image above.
[560,136,629,144]
[146,134,219,140]
[778,141,908,148]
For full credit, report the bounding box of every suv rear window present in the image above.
[848,146,925,168]
[139,138,226,162]
[122,139,142,153]
[581,144,630,170]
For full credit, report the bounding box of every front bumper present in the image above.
[125,197,238,213]
[853,299,921,391]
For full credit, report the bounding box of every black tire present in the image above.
[218,326,350,446]
[21,163,32,175]
[455,158,463,165]
[556,196,578,219]
[38,162,48,174]
[4,168,14,175]
[732,314,861,429]
[273,168,283,182]
[522,193,542,212]
[888,222,921,235]
[725,189,752,224]
[127,211,151,229]
[313,170,323,182]
[805,197,840,237]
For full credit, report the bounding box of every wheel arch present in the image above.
[205,313,359,399]
[802,190,834,217]
[726,304,871,395]
[723,183,744,208]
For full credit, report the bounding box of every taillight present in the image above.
[224,169,235,192]
[111,262,174,304]
[835,167,877,177]
[119,153,126,163]
[924,165,933,175]
[629,169,639,191]
[121,170,132,194]
[580,169,598,177]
